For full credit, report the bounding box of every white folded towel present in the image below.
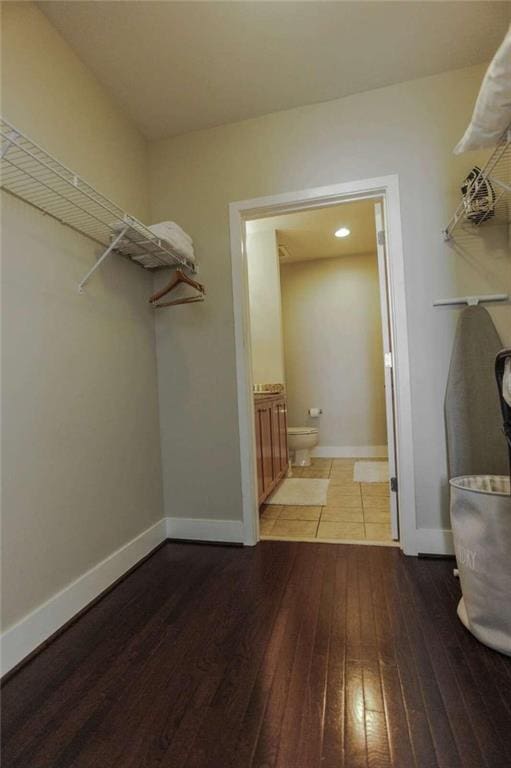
[148,221,194,263]
[112,220,195,268]
[150,221,193,245]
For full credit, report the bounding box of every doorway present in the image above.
[229,176,416,554]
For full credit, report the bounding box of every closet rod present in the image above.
[433,294,509,307]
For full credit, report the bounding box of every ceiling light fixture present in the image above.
[335,227,351,238]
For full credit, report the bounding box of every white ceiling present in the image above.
[39,1,510,140]
[248,198,379,263]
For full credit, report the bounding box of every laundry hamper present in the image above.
[450,475,511,655]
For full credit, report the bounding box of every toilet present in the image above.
[287,426,319,467]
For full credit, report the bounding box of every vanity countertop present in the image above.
[253,383,285,395]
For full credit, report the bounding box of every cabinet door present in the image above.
[278,398,289,472]
[254,409,264,503]
[259,405,273,496]
[271,401,281,481]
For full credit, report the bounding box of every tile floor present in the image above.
[260,457,395,543]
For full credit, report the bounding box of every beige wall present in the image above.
[149,63,511,540]
[0,2,149,220]
[1,4,163,630]
[281,254,387,449]
[246,228,285,386]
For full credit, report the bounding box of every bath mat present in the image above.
[267,478,329,506]
[353,461,389,483]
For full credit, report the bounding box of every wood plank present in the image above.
[321,546,348,768]
[295,544,336,768]
[2,541,511,768]
[250,543,320,767]
[418,558,511,766]
[371,554,437,768]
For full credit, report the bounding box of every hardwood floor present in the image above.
[2,541,511,767]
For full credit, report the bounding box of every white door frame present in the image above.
[229,175,417,555]
[374,201,399,540]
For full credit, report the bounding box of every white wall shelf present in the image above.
[444,130,511,242]
[0,117,196,290]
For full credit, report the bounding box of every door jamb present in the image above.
[229,175,417,555]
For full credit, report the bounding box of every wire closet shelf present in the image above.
[0,117,196,290]
[444,128,511,242]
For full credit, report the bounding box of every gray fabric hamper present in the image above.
[450,475,511,655]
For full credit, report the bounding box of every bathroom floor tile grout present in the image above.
[261,456,392,542]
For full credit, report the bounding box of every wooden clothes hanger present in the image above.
[150,269,205,308]
[154,295,204,309]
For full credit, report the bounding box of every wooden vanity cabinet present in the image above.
[254,394,288,506]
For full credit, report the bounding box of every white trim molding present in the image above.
[415,527,454,556]
[166,517,243,543]
[312,446,388,458]
[0,515,245,677]
[229,175,418,555]
[1,518,167,676]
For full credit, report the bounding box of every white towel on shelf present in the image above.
[150,221,193,245]
[148,221,195,263]
[113,220,195,268]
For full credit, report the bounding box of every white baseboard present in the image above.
[166,517,243,543]
[0,510,454,677]
[414,527,454,556]
[312,445,388,458]
[1,515,244,677]
[0,518,167,677]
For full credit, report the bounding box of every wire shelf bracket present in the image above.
[0,117,197,292]
[78,225,130,293]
